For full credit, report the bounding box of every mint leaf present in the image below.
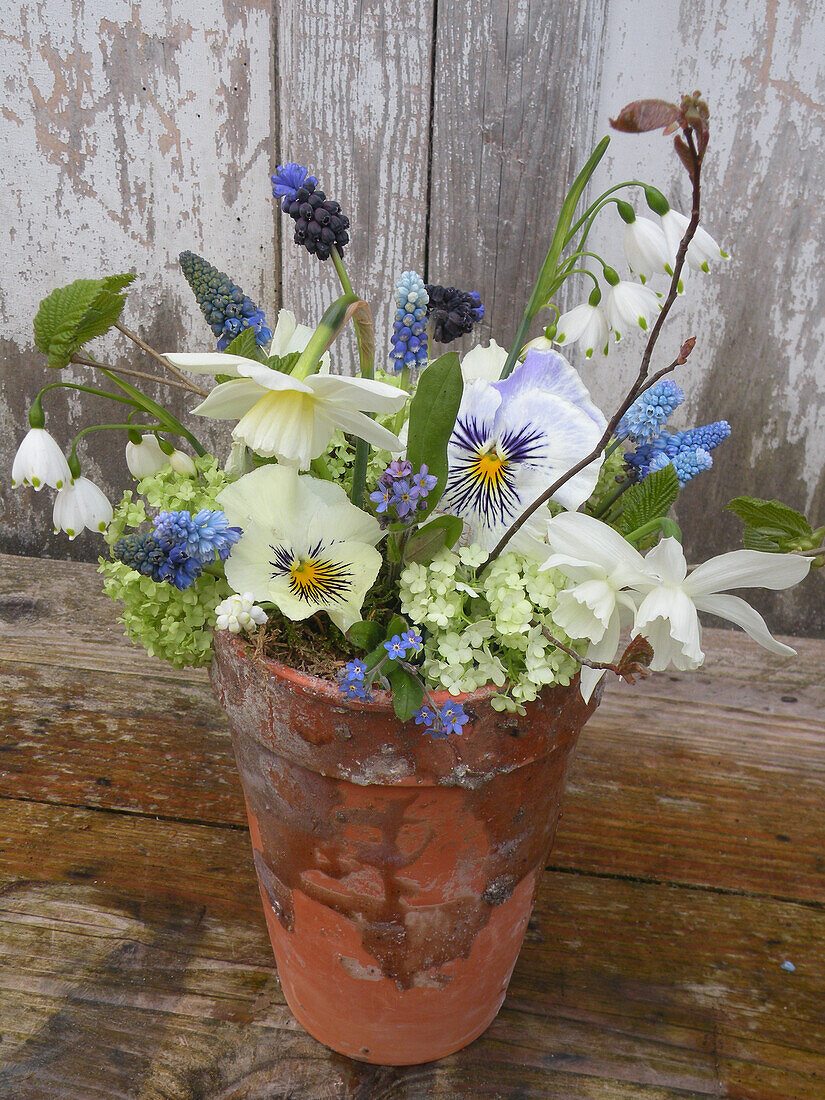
[619,464,680,535]
[224,327,268,364]
[405,352,463,520]
[727,497,812,538]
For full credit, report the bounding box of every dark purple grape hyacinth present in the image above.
[271,162,350,261]
[179,251,272,352]
[425,284,485,343]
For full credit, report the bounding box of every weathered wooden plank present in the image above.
[427,0,609,357]
[276,0,435,372]
[0,799,823,1097]
[0,1,279,564]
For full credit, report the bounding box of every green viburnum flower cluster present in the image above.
[399,545,583,713]
[99,455,235,668]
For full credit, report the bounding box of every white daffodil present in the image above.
[125,434,169,479]
[52,477,113,539]
[631,538,810,672]
[12,429,72,490]
[460,339,509,382]
[165,352,406,469]
[555,303,610,358]
[660,209,729,273]
[541,511,652,701]
[441,349,607,553]
[216,464,383,633]
[603,279,661,339]
[622,216,672,281]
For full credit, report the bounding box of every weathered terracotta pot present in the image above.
[210,631,598,1065]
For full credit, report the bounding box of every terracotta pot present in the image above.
[210,630,599,1065]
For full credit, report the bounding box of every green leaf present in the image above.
[346,620,384,652]
[269,351,300,374]
[223,327,267,364]
[727,497,812,538]
[405,515,465,564]
[619,464,680,535]
[387,665,424,722]
[33,274,136,369]
[742,528,782,552]
[405,352,463,520]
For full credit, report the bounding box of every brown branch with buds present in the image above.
[542,630,654,685]
[114,321,209,397]
[478,93,710,574]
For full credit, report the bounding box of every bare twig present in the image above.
[115,321,209,396]
[797,545,825,559]
[543,629,654,685]
[542,628,618,672]
[479,128,704,574]
[70,355,200,394]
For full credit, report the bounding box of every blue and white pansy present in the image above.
[216,464,383,633]
[441,349,607,552]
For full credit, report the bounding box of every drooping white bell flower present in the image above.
[459,339,509,382]
[555,302,610,358]
[169,449,197,477]
[660,209,729,273]
[165,352,406,469]
[440,350,606,553]
[622,216,672,281]
[602,277,661,339]
[631,538,810,671]
[12,429,72,490]
[216,465,383,633]
[541,511,652,701]
[52,477,113,539]
[125,434,169,479]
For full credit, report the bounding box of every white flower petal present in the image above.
[12,429,72,491]
[623,217,671,279]
[307,373,409,413]
[545,511,648,579]
[460,340,509,382]
[164,352,261,378]
[125,435,169,479]
[234,360,314,393]
[685,549,811,598]
[641,536,689,587]
[192,379,270,420]
[692,593,797,657]
[326,406,403,453]
[52,477,113,539]
[634,586,704,671]
[555,304,610,357]
[234,391,328,466]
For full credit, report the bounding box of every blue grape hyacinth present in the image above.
[389,271,429,372]
[179,251,272,352]
[626,419,731,483]
[617,379,685,444]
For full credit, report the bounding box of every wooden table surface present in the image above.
[0,552,823,1100]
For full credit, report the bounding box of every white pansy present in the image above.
[12,429,72,490]
[459,339,509,382]
[631,538,810,672]
[169,449,197,477]
[216,464,383,633]
[622,216,672,281]
[541,511,651,701]
[555,303,610,358]
[660,209,729,273]
[125,434,169,479]
[214,592,268,634]
[166,352,406,468]
[52,477,113,539]
[603,279,661,339]
[441,349,607,552]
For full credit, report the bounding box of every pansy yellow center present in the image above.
[271,542,354,606]
[470,448,508,488]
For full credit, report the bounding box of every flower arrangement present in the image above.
[13,92,823,731]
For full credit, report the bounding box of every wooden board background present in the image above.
[1,0,824,634]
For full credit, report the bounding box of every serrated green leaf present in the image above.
[404,515,464,564]
[742,528,782,552]
[387,665,424,722]
[269,351,301,374]
[70,290,127,350]
[34,278,106,362]
[405,353,463,520]
[619,464,680,535]
[224,327,268,364]
[346,620,384,651]
[727,497,812,538]
[101,273,137,293]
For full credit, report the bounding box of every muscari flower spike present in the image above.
[273,162,350,261]
[626,420,731,482]
[153,509,242,562]
[389,271,429,372]
[426,284,485,344]
[617,379,685,444]
[649,446,713,487]
[179,251,272,352]
[114,531,202,590]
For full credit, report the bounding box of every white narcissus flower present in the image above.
[660,209,730,273]
[125,434,169,479]
[12,429,72,490]
[555,303,610,358]
[603,279,661,339]
[52,477,113,539]
[622,216,672,281]
[268,308,330,370]
[214,592,268,634]
[541,511,652,702]
[631,538,810,671]
[459,339,509,382]
[165,352,406,469]
[216,465,383,633]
